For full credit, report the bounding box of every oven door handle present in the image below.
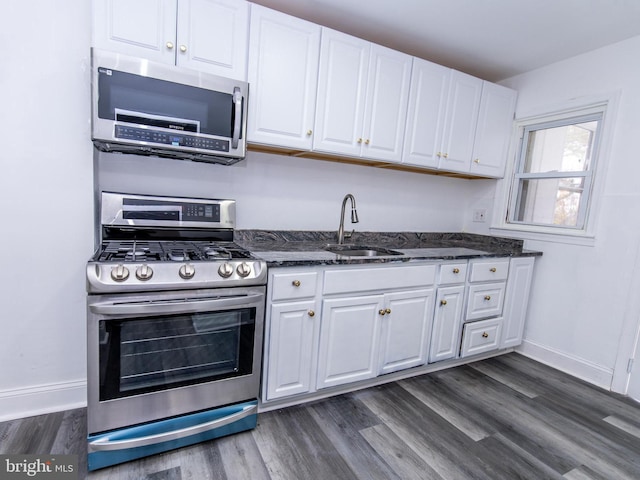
[89,294,264,316]
[88,403,257,452]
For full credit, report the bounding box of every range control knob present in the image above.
[111,265,130,282]
[136,264,154,281]
[179,263,196,279]
[236,262,252,278]
[218,262,234,278]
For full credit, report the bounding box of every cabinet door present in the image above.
[247,5,321,149]
[93,0,177,64]
[439,70,482,173]
[361,45,412,162]
[402,58,450,169]
[429,285,465,363]
[265,300,318,400]
[317,295,383,389]
[313,28,370,157]
[176,0,249,79]
[379,289,435,375]
[501,257,535,348]
[470,82,517,178]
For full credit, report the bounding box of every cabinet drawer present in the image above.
[468,258,509,283]
[438,262,467,285]
[460,318,502,357]
[466,282,506,321]
[323,264,436,295]
[271,271,318,301]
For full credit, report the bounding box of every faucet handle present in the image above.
[344,229,355,240]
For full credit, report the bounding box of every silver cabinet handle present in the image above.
[231,87,242,149]
[88,404,256,452]
[90,294,263,316]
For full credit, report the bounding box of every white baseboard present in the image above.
[0,379,87,422]
[516,340,613,390]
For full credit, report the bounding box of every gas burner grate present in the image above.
[96,240,255,262]
[98,241,164,262]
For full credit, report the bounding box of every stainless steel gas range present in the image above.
[86,192,267,471]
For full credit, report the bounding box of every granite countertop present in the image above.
[235,230,542,268]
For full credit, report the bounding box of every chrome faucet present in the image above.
[337,194,359,244]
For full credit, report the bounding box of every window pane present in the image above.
[515,178,585,227]
[523,121,597,173]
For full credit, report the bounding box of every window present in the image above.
[501,103,607,240]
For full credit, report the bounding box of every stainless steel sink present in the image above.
[324,245,404,257]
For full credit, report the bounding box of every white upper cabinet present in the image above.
[92,0,249,80]
[93,0,177,64]
[247,4,321,149]
[313,28,412,162]
[402,65,484,173]
[438,70,483,173]
[403,63,515,177]
[469,82,517,178]
[176,0,249,79]
[402,58,451,169]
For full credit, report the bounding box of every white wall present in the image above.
[0,2,94,420]
[0,0,493,421]
[97,151,494,232]
[496,35,640,391]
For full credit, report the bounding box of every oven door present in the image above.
[87,286,265,435]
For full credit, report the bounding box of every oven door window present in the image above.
[99,308,255,401]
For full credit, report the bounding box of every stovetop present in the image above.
[93,240,256,263]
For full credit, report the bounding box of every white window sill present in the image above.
[490,226,596,247]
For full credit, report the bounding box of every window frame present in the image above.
[491,95,618,246]
[508,111,602,231]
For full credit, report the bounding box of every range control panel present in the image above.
[115,125,230,152]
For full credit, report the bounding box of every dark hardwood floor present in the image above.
[2,353,639,479]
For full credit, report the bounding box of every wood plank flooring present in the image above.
[1,353,639,479]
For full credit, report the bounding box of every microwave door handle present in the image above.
[231,87,242,149]
[89,293,263,316]
[88,403,257,452]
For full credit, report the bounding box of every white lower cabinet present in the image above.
[501,257,535,348]
[317,295,384,389]
[429,285,465,363]
[378,289,435,375]
[262,256,536,404]
[265,300,318,400]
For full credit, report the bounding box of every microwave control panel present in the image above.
[115,125,230,153]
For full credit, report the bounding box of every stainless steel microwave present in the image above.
[91,48,248,165]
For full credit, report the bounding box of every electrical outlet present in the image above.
[473,209,487,222]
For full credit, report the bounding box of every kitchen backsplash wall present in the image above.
[96,150,497,233]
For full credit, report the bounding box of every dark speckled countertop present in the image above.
[235,230,542,267]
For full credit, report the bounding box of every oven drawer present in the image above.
[465,282,506,321]
[271,271,319,301]
[468,258,509,283]
[460,318,502,358]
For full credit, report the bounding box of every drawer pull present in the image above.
[385,308,391,314]
[482,332,489,338]
[379,309,386,316]
[440,300,447,306]
[453,268,460,274]
[292,280,301,287]
[308,310,315,317]
[490,267,497,273]
[484,295,491,301]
